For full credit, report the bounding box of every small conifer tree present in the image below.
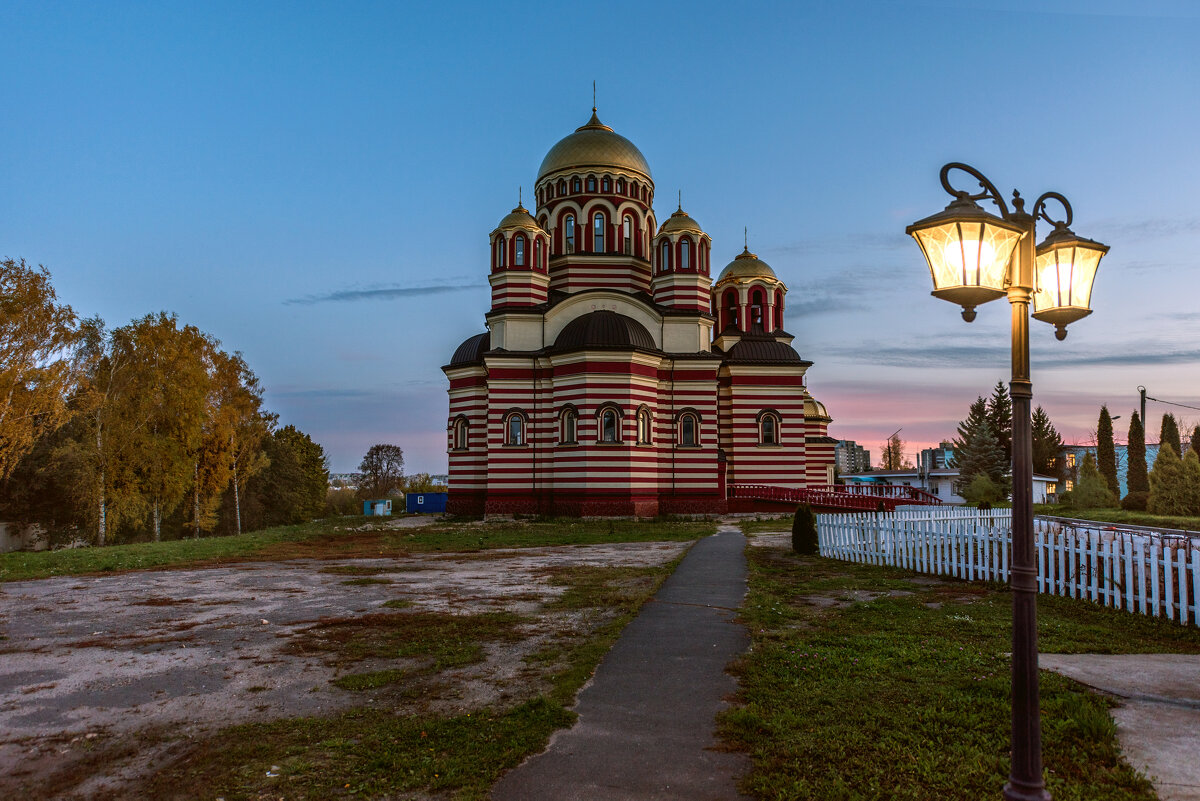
[792,503,819,555]
[1160,413,1182,456]
[1148,442,1188,515]
[1182,450,1200,516]
[1126,412,1149,495]
[1073,452,1116,509]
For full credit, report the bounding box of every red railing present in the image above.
[728,483,942,511]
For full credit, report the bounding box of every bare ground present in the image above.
[0,537,688,799]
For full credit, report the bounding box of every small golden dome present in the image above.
[659,207,703,235]
[537,111,652,183]
[496,203,541,231]
[804,397,831,421]
[717,246,778,282]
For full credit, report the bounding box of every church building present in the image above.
[443,109,836,516]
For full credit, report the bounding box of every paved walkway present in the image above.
[1040,653,1200,801]
[491,526,752,801]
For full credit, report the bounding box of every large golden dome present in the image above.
[717,247,778,282]
[537,111,652,183]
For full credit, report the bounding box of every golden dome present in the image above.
[804,397,831,421]
[495,203,541,231]
[659,207,703,235]
[537,111,652,183]
[717,247,778,282]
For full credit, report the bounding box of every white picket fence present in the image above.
[818,508,1200,626]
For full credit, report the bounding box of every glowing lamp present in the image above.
[906,196,1025,321]
[1031,225,1108,340]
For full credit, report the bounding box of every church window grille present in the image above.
[680,238,691,270]
[573,178,581,193]
[602,177,610,192]
[560,408,578,444]
[535,239,543,270]
[496,236,506,268]
[565,215,575,253]
[660,240,671,272]
[679,413,699,447]
[759,412,780,445]
[504,412,526,446]
[637,408,652,444]
[599,407,620,443]
[617,178,625,194]
[559,180,567,196]
[623,216,633,255]
[587,176,596,192]
[514,235,526,266]
[453,417,469,450]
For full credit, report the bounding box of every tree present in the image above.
[986,381,1013,465]
[1190,425,1200,460]
[952,396,1008,493]
[403,472,447,493]
[1126,412,1149,496]
[0,259,82,482]
[238,425,329,530]
[1031,406,1063,478]
[880,433,907,470]
[1160,413,1182,456]
[1073,452,1116,509]
[1148,442,1189,516]
[1096,405,1119,499]
[358,444,404,499]
[961,473,1003,506]
[1182,450,1200,516]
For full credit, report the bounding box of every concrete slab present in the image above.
[1040,653,1200,801]
[491,526,752,801]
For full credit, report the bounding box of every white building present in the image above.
[843,469,1058,505]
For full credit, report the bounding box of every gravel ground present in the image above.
[0,539,688,798]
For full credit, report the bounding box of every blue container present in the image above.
[406,492,448,513]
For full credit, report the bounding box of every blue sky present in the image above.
[4,0,1199,473]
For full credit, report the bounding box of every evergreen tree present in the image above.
[1148,441,1188,516]
[1073,452,1116,509]
[952,397,1008,494]
[1160,413,1182,455]
[1190,425,1200,460]
[1182,450,1200,516]
[986,381,1013,465]
[1126,412,1149,495]
[1031,406,1063,478]
[1096,405,1119,498]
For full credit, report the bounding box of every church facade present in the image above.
[443,110,836,516]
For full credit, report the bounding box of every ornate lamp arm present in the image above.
[1032,191,1073,229]
[940,162,1011,218]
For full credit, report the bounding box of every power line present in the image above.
[1145,394,1200,413]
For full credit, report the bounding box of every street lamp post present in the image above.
[906,163,1108,801]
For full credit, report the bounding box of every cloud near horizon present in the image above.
[284,282,484,305]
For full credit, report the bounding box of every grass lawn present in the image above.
[1034,505,1200,532]
[722,536,1200,801]
[0,516,715,582]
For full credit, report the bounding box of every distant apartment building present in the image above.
[917,441,955,474]
[835,440,871,474]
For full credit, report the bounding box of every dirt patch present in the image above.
[0,539,687,798]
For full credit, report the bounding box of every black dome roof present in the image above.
[449,332,490,365]
[724,335,809,364]
[554,310,656,352]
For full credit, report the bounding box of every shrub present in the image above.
[961,474,1003,506]
[792,504,819,555]
[1121,491,1149,512]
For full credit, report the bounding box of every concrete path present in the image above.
[491,526,752,801]
[1040,653,1200,801]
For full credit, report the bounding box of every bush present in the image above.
[325,487,361,517]
[1057,490,1073,507]
[792,504,819,555]
[961,474,1003,506]
[1121,491,1149,512]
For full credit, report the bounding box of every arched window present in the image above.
[722,289,739,331]
[660,240,671,272]
[617,178,625,194]
[558,180,567,196]
[514,235,526,266]
[504,411,526,446]
[560,407,578,444]
[758,411,780,445]
[678,412,699,447]
[750,288,765,328]
[774,289,784,329]
[702,242,710,274]
[637,407,652,445]
[573,178,581,193]
[496,236,506,268]
[602,177,611,192]
[535,239,543,270]
[598,407,621,443]
[680,238,691,270]
[623,216,633,255]
[587,176,596,192]
[564,215,576,253]
[593,212,605,252]
[453,417,469,450]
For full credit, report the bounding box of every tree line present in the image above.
[1077,406,1200,515]
[1,258,329,545]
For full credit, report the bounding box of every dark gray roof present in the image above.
[723,335,809,365]
[554,310,656,352]
[449,332,490,366]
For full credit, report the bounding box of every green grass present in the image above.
[120,550,687,800]
[722,546,1200,800]
[737,517,794,534]
[1035,505,1200,532]
[0,516,713,583]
